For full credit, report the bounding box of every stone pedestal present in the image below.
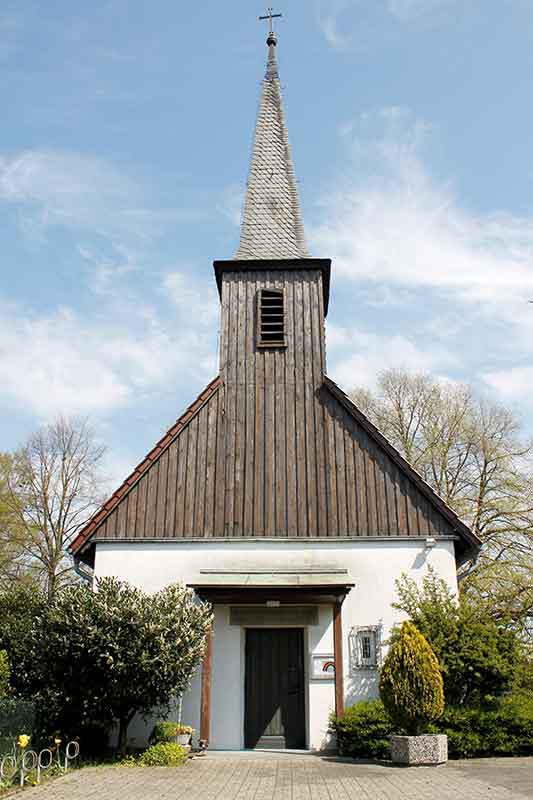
[390,734,448,765]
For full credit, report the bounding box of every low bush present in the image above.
[329,700,393,759]
[149,721,193,744]
[332,693,533,761]
[138,742,188,766]
[429,693,533,758]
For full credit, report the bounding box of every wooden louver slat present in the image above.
[257,288,286,347]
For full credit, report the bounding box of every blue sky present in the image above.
[1,0,533,485]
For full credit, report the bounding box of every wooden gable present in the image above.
[71,377,222,556]
[71,374,478,563]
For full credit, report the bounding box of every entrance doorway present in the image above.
[244,628,306,749]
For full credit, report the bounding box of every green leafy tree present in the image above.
[37,578,212,752]
[380,621,444,735]
[0,651,10,699]
[514,646,533,694]
[395,569,522,705]
[0,584,47,698]
[351,369,533,635]
[0,454,35,589]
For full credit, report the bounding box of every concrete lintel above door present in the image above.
[229,606,319,626]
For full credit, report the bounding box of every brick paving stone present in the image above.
[20,754,533,800]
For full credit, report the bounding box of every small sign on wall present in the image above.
[310,653,335,680]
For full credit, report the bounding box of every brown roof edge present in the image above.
[70,375,222,556]
[213,259,331,316]
[323,376,482,556]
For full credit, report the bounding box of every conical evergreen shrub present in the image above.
[379,621,444,735]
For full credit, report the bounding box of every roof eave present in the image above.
[323,376,482,558]
[213,258,331,316]
[69,376,222,557]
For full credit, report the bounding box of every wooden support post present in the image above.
[333,600,344,717]
[199,624,213,749]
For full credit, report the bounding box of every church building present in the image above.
[70,23,481,752]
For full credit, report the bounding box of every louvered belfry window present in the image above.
[257,288,286,347]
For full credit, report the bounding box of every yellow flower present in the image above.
[54,737,62,746]
[18,734,30,749]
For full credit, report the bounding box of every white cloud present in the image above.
[217,184,243,228]
[316,0,479,50]
[312,107,533,328]
[0,149,191,243]
[163,271,219,327]
[0,148,221,437]
[0,150,133,234]
[78,243,140,295]
[0,305,129,416]
[315,1,358,51]
[311,107,533,413]
[482,367,533,401]
[0,269,218,419]
[100,449,140,496]
[327,323,457,390]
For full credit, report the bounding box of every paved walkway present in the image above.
[22,753,533,800]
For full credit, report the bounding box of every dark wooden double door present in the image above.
[244,628,306,749]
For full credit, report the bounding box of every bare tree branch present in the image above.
[3,417,106,598]
[350,369,533,636]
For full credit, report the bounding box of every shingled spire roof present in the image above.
[235,30,310,260]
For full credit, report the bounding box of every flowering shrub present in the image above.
[149,721,193,744]
[7,578,213,752]
[174,725,193,736]
[138,742,188,767]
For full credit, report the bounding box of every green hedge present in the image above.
[0,698,35,756]
[0,651,9,700]
[329,700,393,759]
[0,699,35,738]
[428,693,533,758]
[330,695,533,760]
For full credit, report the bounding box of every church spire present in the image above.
[235,21,310,260]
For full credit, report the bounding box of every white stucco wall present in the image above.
[94,538,458,751]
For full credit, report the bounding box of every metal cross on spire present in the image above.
[259,7,282,35]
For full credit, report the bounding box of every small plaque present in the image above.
[311,653,335,680]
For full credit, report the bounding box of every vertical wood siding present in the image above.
[89,268,457,542]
